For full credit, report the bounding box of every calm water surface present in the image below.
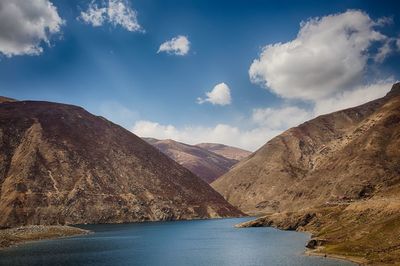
[0,218,354,266]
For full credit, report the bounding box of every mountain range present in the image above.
[2,83,400,263]
[144,138,250,183]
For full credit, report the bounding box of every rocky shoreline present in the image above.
[235,202,400,265]
[236,217,365,265]
[0,225,91,250]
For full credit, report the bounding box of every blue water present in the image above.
[0,218,354,266]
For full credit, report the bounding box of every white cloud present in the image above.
[130,80,395,152]
[131,104,313,151]
[131,80,394,151]
[375,41,392,63]
[132,120,278,151]
[79,3,106,27]
[197,83,232,106]
[252,106,312,129]
[0,0,64,57]
[249,10,397,101]
[313,80,393,115]
[157,35,190,56]
[79,0,142,32]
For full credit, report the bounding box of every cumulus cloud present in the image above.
[79,0,143,32]
[249,10,397,101]
[197,83,232,106]
[0,0,64,57]
[157,35,190,56]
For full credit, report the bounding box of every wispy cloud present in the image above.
[79,0,143,32]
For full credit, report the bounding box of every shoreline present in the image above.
[235,218,368,265]
[305,247,367,265]
[0,225,91,250]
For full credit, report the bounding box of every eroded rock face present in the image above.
[144,138,249,183]
[0,100,243,227]
[212,83,400,215]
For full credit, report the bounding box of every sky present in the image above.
[1,0,400,151]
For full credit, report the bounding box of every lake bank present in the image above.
[305,249,367,266]
[0,225,90,250]
[235,203,400,265]
[236,217,364,265]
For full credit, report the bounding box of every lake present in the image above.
[0,218,354,266]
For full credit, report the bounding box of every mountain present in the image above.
[143,138,248,183]
[213,83,400,214]
[195,143,251,161]
[213,83,400,264]
[0,99,243,228]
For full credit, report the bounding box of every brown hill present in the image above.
[0,100,243,228]
[143,138,242,183]
[195,143,251,161]
[213,83,400,264]
[213,83,400,214]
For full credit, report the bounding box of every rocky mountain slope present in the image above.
[195,143,251,161]
[144,138,249,183]
[213,83,400,264]
[0,99,243,228]
[213,83,400,215]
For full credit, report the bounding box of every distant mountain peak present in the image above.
[144,138,251,183]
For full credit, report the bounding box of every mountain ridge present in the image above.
[213,83,400,214]
[143,138,250,183]
[0,99,243,228]
[213,82,400,264]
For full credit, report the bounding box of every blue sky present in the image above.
[1,0,400,150]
